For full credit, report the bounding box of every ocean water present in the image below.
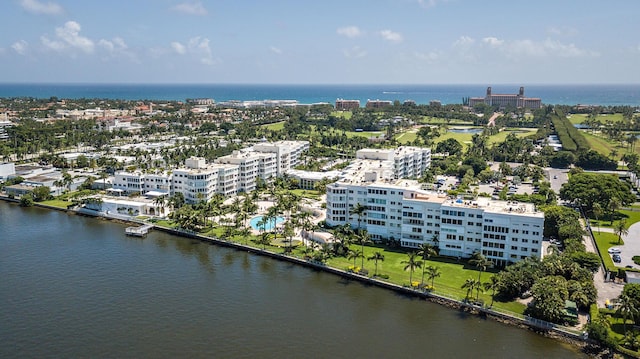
[0,83,639,106]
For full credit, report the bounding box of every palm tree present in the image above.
[592,202,603,233]
[367,251,385,276]
[347,249,363,269]
[469,252,493,282]
[350,202,366,231]
[616,294,638,333]
[255,232,271,250]
[402,252,423,286]
[462,278,481,302]
[608,197,621,225]
[483,275,500,307]
[614,218,628,244]
[153,195,167,216]
[417,243,437,286]
[356,229,372,269]
[426,265,441,289]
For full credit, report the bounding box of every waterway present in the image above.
[0,201,586,358]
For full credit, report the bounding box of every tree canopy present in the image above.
[559,172,635,212]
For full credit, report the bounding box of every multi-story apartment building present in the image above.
[356,147,431,179]
[216,149,277,193]
[171,157,238,202]
[335,98,360,110]
[112,171,171,194]
[365,99,393,109]
[253,140,309,176]
[326,178,544,266]
[325,145,543,265]
[111,141,309,203]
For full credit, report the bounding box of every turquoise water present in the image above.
[250,215,285,230]
[0,83,639,105]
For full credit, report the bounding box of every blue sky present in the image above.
[1,0,639,84]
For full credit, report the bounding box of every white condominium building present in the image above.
[326,176,543,265]
[356,146,431,179]
[111,140,310,202]
[216,149,276,193]
[112,171,171,194]
[253,140,310,176]
[172,157,238,202]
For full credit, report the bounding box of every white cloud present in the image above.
[12,40,29,55]
[416,0,450,9]
[171,37,216,65]
[414,51,440,62]
[447,35,598,63]
[171,42,186,54]
[379,30,403,43]
[337,26,363,39]
[188,37,214,65]
[269,46,282,55]
[41,21,94,54]
[343,46,367,58]
[546,26,578,37]
[482,37,504,48]
[453,36,475,47]
[494,38,597,58]
[19,0,63,15]
[98,37,138,62]
[171,1,208,16]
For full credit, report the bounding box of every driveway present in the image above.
[618,220,640,270]
[545,167,569,194]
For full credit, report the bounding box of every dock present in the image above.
[125,224,153,237]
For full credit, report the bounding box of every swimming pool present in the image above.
[249,215,285,231]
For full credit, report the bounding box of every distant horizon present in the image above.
[1,83,638,106]
[2,82,640,86]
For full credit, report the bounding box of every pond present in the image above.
[448,128,483,134]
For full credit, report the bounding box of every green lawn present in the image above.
[331,111,353,119]
[592,232,623,272]
[430,128,536,149]
[568,113,626,125]
[591,209,640,229]
[261,121,286,131]
[344,130,384,138]
[40,199,72,209]
[395,131,417,144]
[581,131,624,158]
[325,245,522,312]
[290,189,322,200]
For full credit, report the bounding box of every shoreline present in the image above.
[1,197,605,356]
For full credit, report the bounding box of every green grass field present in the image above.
[591,209,640,229]
[325,245,524,312]
[261,121,286,131]
[395,131,417,144]
[568,113,626,125]
[331,111,353,119]
[426,128,536,148]
[40,199,73,208]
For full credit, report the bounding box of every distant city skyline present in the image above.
[1,0,639,84]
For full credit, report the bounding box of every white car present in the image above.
[608,247,621,254]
